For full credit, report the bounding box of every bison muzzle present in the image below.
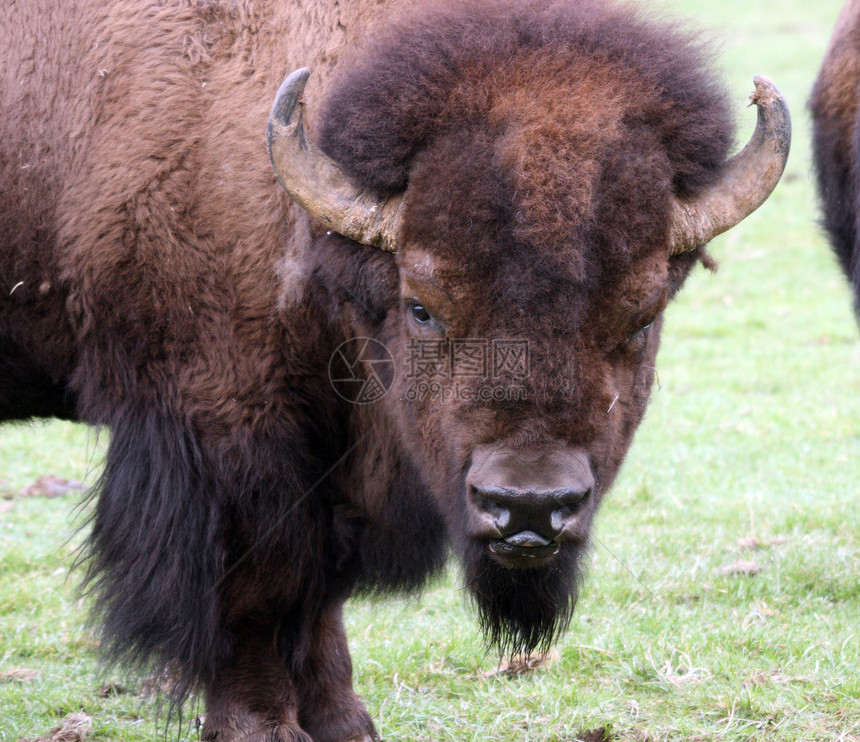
[466,443,594,563]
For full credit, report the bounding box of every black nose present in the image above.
[471,485,591,543]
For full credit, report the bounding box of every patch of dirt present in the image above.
[96,682,131,697]
[18,476,86,498]
[719,559,762,576]
[139,664,185,699]
[484,648,560,677]
[737,535,788,551]
[23,712,92,742]
[0,668,39,683]
[745,668,806,687]
[737,536,761,551]
[573,729,612,742]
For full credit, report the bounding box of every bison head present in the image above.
[267,1,789,654]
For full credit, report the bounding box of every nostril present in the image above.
[560,487,591,511]
[551,488,591,532]
[471,487,511,530]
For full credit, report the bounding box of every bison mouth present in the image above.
[487,534,561,568]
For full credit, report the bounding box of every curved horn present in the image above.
[668,75,791,255]
[267,68,404,252]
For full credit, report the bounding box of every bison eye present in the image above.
[626,322,653,349]
[405,301,444,334]
[410,304,433,324]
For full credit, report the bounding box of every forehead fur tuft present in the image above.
[319,0,734,205]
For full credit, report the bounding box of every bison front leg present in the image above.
[298,601,378,742]
[201,617,312,742]
[201,604,375,742]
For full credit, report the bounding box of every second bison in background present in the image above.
[0,0,789,739]
[812,0,860,320]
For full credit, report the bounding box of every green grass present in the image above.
[1,0,858,739]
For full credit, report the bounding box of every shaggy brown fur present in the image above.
[811,0,860,319]
[1,0,734,739]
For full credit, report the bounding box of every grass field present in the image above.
[1,0,858,740]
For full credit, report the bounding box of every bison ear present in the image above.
[267,68,405,252]
[668,75,791,255]
[311,232,400,325]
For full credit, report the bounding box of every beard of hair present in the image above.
[463,540,584,656]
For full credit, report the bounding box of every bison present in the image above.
[0,0,789,739]
[812,0,860,320]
